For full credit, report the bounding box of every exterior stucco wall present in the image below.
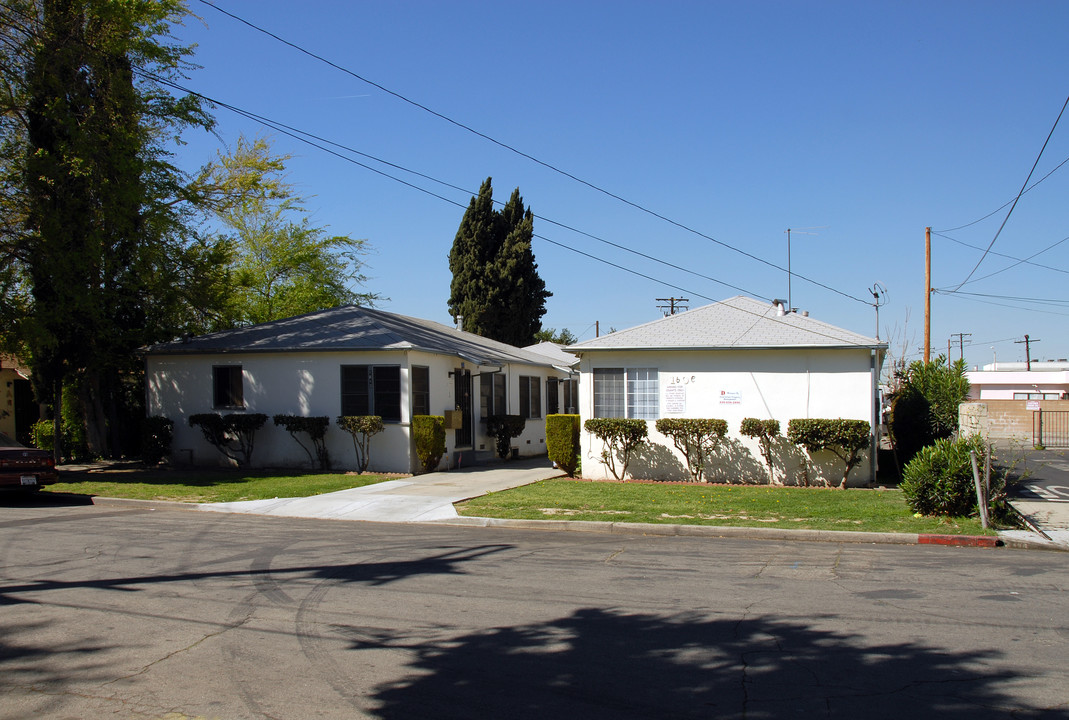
[965,371,1069,400]
[146,350,569,473]
[575,347,880,485]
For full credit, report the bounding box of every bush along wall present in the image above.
[786,418,871,488]
[654,418,728,483]
[336,415,385,474]
[740,418,780,485]
[486,414,526,459]
[273,415,331,470]
[413,415,446,473]
[584,418,648,480]
[546,414,580,477]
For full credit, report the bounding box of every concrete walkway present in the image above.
[198,457,563,523]
[1001,447,1069,550]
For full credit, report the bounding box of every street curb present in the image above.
[436,516,1048,549]
[58,494,1065,551]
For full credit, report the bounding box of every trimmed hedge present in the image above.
[787,418,871,488]
[413,415,446,473]
[654,418,728,483]
[740,418,780,484]
[337,415,385,474]
[546,414,580,477]
[273,415,331,470]
[486,414,526,459]
[189,413,268,467]
[584,418,648,480]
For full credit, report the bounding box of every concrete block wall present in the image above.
[959,399,1069,444]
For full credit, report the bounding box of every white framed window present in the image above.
[519,376,541,419]
[213,366,244,409]
[594,368,658,419]
[627,368,659,419]
[480,373,507,418]
[341,365,401,422]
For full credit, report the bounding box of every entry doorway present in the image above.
[453,368,473,447]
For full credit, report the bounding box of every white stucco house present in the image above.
[144,306,575,473]
[566,296,886,485]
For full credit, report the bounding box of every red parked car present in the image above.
[0,431,59,492]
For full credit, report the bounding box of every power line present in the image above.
[949,93,1069,291]
[139,72,876,347]
[191,0,871,307]
[141,70,768,301]
[933,152,1069,233]
[932,230,1069,278]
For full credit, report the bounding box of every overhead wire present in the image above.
[932,230,1069,278]
[191,0,871,307]
[139,69,877,346]
[948,93,1069,291]
[933,153,1069,233]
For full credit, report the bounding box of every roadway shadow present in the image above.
[0,544,513,604]
[351,608,1059,719]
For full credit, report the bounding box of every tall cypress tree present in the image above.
[447,178,550,346]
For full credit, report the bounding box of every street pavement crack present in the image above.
[101,612,255,687]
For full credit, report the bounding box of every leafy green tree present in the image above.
[888,355,970,466]
[533,328,577,345]
[201,136,380,325]
[447,177,550,346]
[3,0,223,458]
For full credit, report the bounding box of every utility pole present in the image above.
[949,333,971,361]
[656,297,689,316]
[1015,334,1039,370]
[924,227,931,362]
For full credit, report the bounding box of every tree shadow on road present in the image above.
[0,544,514,603]
[348,608,1060,719]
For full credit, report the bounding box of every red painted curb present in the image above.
[918,534,1000,548]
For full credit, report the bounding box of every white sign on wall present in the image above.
[719,389,742,405]
[665,385,686,414]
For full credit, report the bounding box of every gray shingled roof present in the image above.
[566,296,883,351]
[145,306,561,368]
[522,341,580,368]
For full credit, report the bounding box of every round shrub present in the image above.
[900,434,996,517]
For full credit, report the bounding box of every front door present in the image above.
[453,368,473,447]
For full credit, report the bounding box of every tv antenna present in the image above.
[869,282,887,340]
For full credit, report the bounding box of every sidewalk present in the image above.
[1001,446,1069,550]
[75,457,1066,551]
[197,457,563,523]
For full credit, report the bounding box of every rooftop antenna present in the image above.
[785,227,825,309]
[869,282,887,340]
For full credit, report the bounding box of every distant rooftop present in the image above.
[145,305,561,368]
[567,296,883,352]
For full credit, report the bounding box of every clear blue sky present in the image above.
[168,1,1069,371]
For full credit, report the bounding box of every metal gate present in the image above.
[1033,410,1069,447]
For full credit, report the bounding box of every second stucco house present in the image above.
[566,296,886,485]
[144,306,574,473]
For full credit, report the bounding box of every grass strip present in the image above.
[43,470,393,504]
[457,479,996,535]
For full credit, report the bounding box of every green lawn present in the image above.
[457,479,997,535]
[43,469,393,504]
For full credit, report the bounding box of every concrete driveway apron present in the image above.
[198,458,563,523]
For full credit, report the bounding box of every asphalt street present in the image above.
[1,499,1067,719]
